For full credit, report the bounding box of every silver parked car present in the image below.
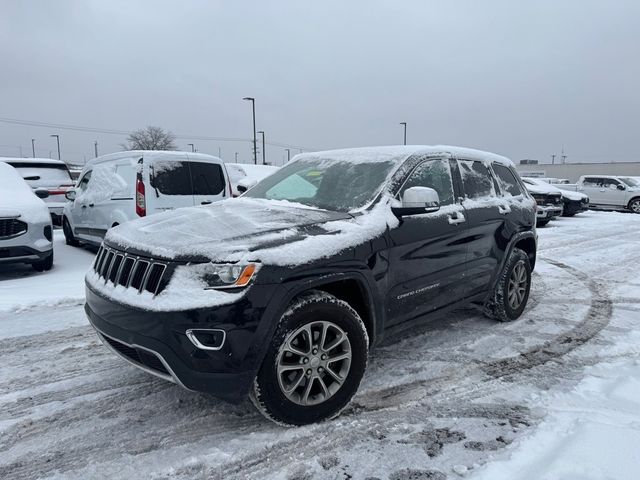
[0,162,54,271]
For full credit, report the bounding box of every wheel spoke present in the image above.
[325,365,343,383]
[302,377,315,404]
[317,375,330,398]
[284,372,305,393]
[285,343,307,357]
[328,351,351,363]
[320,322,329,351]
[324,333,346,352]
[279,364,304,373]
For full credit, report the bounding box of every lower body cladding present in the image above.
[85,283,284,402]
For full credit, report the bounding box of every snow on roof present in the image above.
[84,150,223,168]
[0,157,67,165]
[293,145,514,167]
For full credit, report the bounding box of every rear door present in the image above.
[147,158,195,214]
[457,158,509,297]
[69,170,93,240]
[189,161,227,205]
[386,157,469,327]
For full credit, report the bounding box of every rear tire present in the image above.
[250,290,369,426]
[32,252,53,272]
[484,248,531,322]
[536,219,550,227]
[63,217,80,246]
[628,198,640,214]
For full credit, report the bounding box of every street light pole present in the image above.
[285,148,290,163]
[188,143,195,152]
[50,134,61,160]
[243,97,257,165]
[94,141,99,158]
[400,122,407,145]
[31,139,36,157]
[257,131,266,165]
[235,152,239,163]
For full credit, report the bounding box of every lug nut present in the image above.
[306,369,312,376]
[312,348,318,355]
[318,367,324,373]
[303,357,309,364]
[321,354,327,360]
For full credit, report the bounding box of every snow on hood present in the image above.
[104,198,348,262]
[0,162,51,223]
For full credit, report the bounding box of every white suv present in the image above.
[2,158,74,225]
[0,162,53,271]
[63,151,231,246]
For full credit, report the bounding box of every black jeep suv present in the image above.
[85,146,537,425]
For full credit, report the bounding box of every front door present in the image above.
[386,157,469,327]
[598,178,627,207]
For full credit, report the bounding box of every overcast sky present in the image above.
[1,0,639,166]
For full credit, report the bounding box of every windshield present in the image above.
[243,158,396,212]
[620,177,639,187]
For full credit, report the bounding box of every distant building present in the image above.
[519,159,539,165]
[516,162,640,183]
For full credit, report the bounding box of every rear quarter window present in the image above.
[8,162,72,187]
[458,159,496,199]
[492,163,522,196]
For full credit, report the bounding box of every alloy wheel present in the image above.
[507,261,528,310]
[276,321,352,406]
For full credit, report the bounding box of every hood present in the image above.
[560,189,588,201]
[524,184,561,195]
[105,197,352,261]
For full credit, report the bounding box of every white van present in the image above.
[62,151,231,246]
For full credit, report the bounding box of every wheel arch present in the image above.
[283,273,378,346]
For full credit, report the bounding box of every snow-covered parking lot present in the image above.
[1,211,639,480]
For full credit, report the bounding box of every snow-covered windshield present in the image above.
[243,158,395,212]
[620,177,639,187]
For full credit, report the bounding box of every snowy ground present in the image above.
[1,212,639,480]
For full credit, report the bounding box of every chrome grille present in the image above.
[93,245,168,295]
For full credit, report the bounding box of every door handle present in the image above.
[201,201,212,205]
[447,212,466,225]
[498,204,511,215]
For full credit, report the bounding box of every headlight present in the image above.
[202,263,260,290]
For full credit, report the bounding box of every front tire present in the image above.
[63,217,80,246]
[628,198,640,214]
[250,290,369,426]
[536,219,550,227]
[484,248,532,322]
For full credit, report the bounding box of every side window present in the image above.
[601,178,620,189]
[114,163,134,196]
[399,158,454,206]
[150,161,192,195]
[458,159,495,199]
[582,177,600,187]
[76,171,92,194]
[190,162,225,195]
[492,163,522,196]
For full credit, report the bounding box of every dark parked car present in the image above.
[85,146,537,425]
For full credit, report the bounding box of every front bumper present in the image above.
[0,245,52,264]
[536,205,563,219]
[85,281,285,402]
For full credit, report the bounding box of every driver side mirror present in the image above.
[392,186,440,217]
[65,189,77,201]
[616,184,625,191]
[236,178,257,195]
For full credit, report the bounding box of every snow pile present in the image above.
[471,357,640,480]
[0,162,51,223]
[76,163,127,204]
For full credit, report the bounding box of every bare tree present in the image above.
[121,126,177,151]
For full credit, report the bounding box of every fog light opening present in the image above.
[185,329,226,351]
